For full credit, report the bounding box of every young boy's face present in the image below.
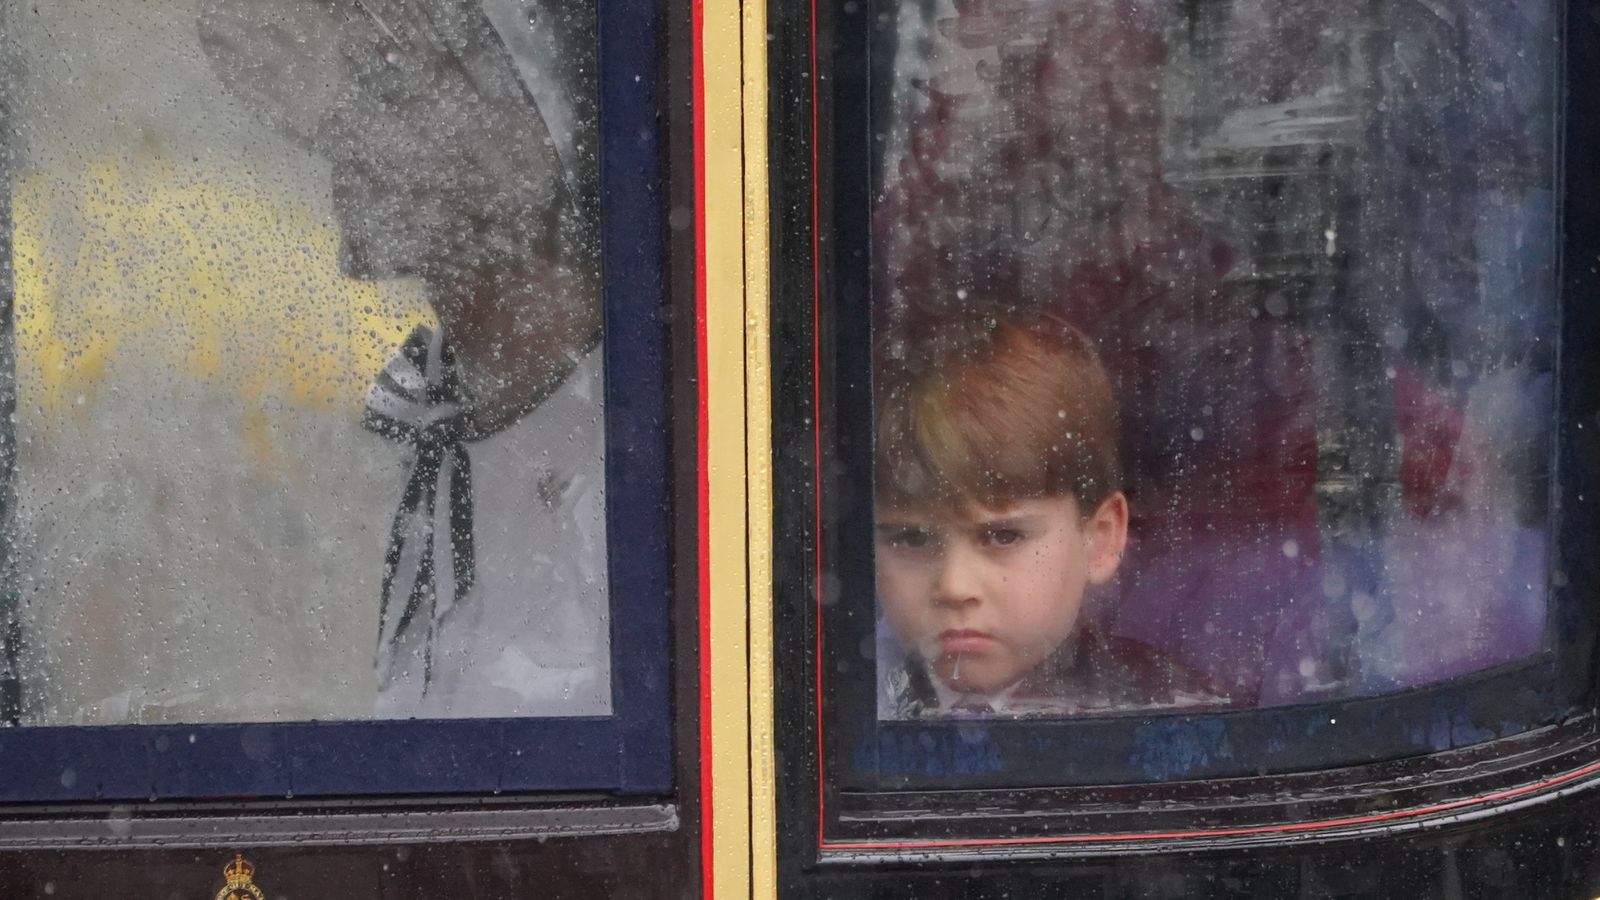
[875,493,1128,696]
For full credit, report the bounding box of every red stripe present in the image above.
[818,760,1600,852]
[693,0,714,891]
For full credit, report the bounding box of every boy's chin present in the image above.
[932,657,1020,696]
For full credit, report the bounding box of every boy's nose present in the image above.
[931,548,983,608]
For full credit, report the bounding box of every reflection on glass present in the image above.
[2,0,607,724]
[873,0,1557,718]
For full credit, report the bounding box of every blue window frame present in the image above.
[0,0,672,802]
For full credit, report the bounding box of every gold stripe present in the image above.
[702,0,752,892]
[740,0,777,890]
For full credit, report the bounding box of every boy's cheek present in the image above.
[875,563,930,615]
[876,592,928,647]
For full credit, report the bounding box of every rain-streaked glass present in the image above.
[872,0,1557,719]
[0,0,608,724]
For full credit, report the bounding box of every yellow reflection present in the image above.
[11,158,434,421]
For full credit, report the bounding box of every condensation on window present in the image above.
[871,0,1556,719]
[0,0,609,725]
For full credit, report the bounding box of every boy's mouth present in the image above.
[937,629,997,654]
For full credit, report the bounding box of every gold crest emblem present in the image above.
[215,854,266,900]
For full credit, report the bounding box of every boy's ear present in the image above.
[1084,491,1129,585]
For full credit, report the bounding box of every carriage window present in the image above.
[802,0,1579,806]
[869,0,1558,722]
[0,0,671,800]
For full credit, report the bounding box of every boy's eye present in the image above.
[983,528,1025,547]
[879,526,933,549]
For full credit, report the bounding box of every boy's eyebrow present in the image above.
[969,514,1047,531]
[873,520,931,530]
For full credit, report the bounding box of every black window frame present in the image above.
[770,0,1600,863]
[0,0,677,806]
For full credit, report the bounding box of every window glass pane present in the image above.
[4,0,609,724]
[872,0,1557,718]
